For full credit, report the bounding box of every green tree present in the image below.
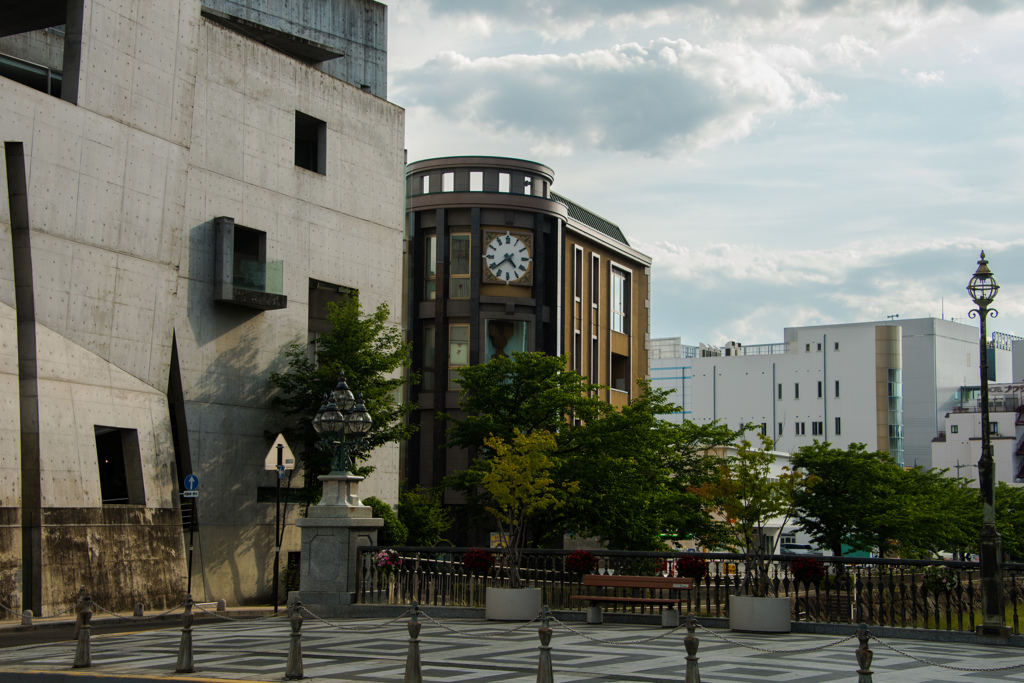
[398,485,451,547]
[364,496,408,546]
[694,435,815,596]
[445,352,733,551]
[996,482,1024,560]
[790,441,895,556]
[270,297,417,504]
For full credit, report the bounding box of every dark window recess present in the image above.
[214,216,287,310]
[0,54,62,98]
[835,417,842,435]
[308,279,356,361]
[256,487,304,503]
[610,353,629,392]
[94,426,145,505]
[295,111,326,174]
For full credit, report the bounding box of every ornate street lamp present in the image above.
[312,371,372,476]
[967,250,1008,636]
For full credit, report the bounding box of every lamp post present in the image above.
[312,371,372,477]
[966,250,1008,636]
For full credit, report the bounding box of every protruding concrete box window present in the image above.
[94,426,145,505]
[214,216,287,310]
[295,111,326,174]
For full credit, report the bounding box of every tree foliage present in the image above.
[364,496,408,546]
[398,485,452,547]
[269,297,417,504]
[693,434,816,596]
[444,351,739,552]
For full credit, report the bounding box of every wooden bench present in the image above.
[570,575,694,626]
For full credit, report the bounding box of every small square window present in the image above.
[950,424,958,434]
[805,343,810,352]
[442,172,454,192]
[499,172,510,192]
[817,343,822,351]
[295,111,326,174]
[470,171,483,191]
[834,342,840,350]
[523,175,533,195]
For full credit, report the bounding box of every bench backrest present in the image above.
[581,575,693,590]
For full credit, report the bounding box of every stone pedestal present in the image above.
[296,473,383,617]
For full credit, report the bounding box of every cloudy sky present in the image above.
[385,0,1024,345]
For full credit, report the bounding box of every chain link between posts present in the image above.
[868,632,1024,672]
[419,609,541,637]
[91,601,188,621]
[192,603,286,622]
[0,600,79,620]
[299,606,413,631]
[548,614,689,645]
[694,621,859,653]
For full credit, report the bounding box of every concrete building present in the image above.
[403,156,652,524]
[651,318,1016,468]
[931,383,1024,486]
[1,0,404,615]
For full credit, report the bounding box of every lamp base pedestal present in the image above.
[295,473,382,617]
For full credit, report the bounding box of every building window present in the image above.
[94,426,145,505]
[442,172,454,192]
[950,424,958,434]
[778,422,784,436]
[499,172,510,192]
[812,421,823,436]
[572,247,583,374]
[295,111,326,174]
[422,325,435,390]
[449,325,469,388]
[759,423,767,436]
[450,234,470,298]
[214,217,286,309]
[424,235,437,300]
[470,171,483,191]
[817,343,822,351]
[834,342,840,350]
[835,380,840,398]
[523,175,533,195]
[0,54,63,98]
[805,343,810,352]
[611,353,629,392]
[610,266,629,334]
[590,254,600,385]
[835,416,841,435]
[778,383,782,400]
[422,175,430,194]
[796,422,806,435]
[485,320,529,361]
[888,368,903,465]
[794,383,800,399]
[989,422,1000,436]
[817,381,822,398]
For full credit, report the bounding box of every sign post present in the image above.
[182,475,199,594]
[265,435,295,613]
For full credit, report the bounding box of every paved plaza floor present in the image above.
[2,611,1024,682]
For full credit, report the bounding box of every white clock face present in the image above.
[484,232,532,283]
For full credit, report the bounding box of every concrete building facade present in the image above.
[403,156,651,525]
[652,317,1018,469]
[1,0,404,615]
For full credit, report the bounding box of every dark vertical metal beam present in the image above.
[6,141,42,614]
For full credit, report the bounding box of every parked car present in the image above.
[779,543,819,556]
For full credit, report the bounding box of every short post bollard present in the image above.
[285,599,304,680]
[216,598,227,612]
[133,603,144,617]
[536,605,554,683]
[21,610,32,627]
[175,595,195,674]
[72,593,92,668]
[855,622,873,683]
[683,613,700,683]
[404,601,423,683]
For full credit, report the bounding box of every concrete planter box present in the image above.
[485,587,542,621]
[729,595,792,633]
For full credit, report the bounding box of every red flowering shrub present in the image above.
[462,548,495,575]
[791,557,826,584]
[566,550,599,575]
[675,556,710,580]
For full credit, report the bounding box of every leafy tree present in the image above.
[444,352,735,551]
[790,441,896,556]
[364,496,408,546]
[996,482,1024,560]
[693,434,815,596]
[472,430,572,587]
[398,485,452,547]
[270,297,417,505]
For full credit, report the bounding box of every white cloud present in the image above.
[822,35,880,69]
[912,69,946,84]
[394,38,841,157]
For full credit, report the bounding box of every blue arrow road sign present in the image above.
[184,474,199,491]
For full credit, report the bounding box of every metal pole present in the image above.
[274,443,283,614]
[977,304,1006,636]
[187,500,196,595]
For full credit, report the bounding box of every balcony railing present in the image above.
[355,547,1024,634]
[233,258,284,295]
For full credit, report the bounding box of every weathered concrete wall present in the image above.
[42,507,186,612]
[0,28,65,71]
[0,508,21,619]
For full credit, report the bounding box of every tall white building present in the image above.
[1,0,404,615]
[651,318,1016,468]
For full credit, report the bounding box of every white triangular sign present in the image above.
[264,433,296,471]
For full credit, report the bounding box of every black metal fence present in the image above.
[355,546,1024,633]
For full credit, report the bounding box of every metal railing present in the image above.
[355,547,1024,634]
